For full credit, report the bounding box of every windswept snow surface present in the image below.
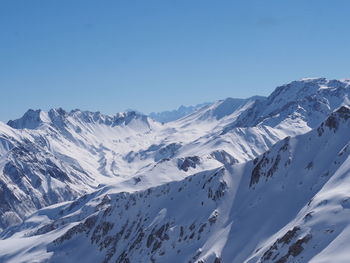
[1,78,350,262]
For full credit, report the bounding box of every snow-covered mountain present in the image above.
[1,78,350,263]
[225,78,350,134]
[149,102,211,123]
[0,109,160,230]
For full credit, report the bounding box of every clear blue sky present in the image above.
[1,0,350,121]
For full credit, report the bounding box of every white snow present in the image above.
[0,78,350,262]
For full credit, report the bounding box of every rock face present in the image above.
[1,78,350,262]
[177,156,201,171]
[43,167,229,263]
[0,133,83,230]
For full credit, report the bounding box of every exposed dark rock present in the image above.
[319,106,350,135]
[209,211,219,225]
[210,150,238,165]
[34,223,56,236]
[91,221,114,245]
[278,227,300,245]
[275,234,312,263]
[52,215,98,245]
[261,227,312,263]
[250,138,289,187]
[178,156,201,172]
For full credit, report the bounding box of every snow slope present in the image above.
[2,105,350,263]
[1,78,350,262]
[0,97,285,231]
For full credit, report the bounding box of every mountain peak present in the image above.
[219,78,350,136]
[7,109,50,129]
[334,105,350,115]
[317,105,350,136]
[300,77,327,82]
[324,105,350,128]
[8,108,154,131]
[209,97,251,120]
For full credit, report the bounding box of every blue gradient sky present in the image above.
[1,0,350,121]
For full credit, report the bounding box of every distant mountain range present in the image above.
[149,102,212,123]
[1,78,350,262]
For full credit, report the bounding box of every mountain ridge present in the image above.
[1,78,350,262]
